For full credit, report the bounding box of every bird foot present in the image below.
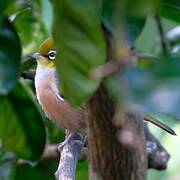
[58,132,73,153]
[58,131,86,153]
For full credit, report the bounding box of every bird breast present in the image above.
[35,68,86,132]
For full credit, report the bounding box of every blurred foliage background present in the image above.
[0,0,180,179]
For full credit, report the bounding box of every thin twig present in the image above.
[17,144,59,165]
[155,13,169,55]
[17,143,87,166]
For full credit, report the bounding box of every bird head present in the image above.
[29,38,56,69]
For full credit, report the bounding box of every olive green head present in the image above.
[29,38,56,69]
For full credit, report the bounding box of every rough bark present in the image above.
[145,124,170,170]
[86,84,147,180]
[55,132,85,180]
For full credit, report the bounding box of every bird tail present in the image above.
[144,114,176,135]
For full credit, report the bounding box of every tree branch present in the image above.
[17,126,169,171]
[55,132,86,180]
[21,69,36,80]
[17,143,87,166]
[87,85,147,180]
[145,124,170,170]
[155,13,169,55]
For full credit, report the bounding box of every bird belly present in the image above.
[36,86,86,132]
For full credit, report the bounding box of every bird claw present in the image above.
[57,131,86,153]
[58,133,72,152]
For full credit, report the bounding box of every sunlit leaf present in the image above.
[166,26,180,47]
[7,0,47,55]
[0,16,21,95]
[53,0,106,106]
[40,0,53,36]
[9,7,32,23]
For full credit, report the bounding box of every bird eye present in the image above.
[47,50,56,60]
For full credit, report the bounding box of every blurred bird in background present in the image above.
[29,38,176,136]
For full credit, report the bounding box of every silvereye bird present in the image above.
[29,38,176,135]
[29,38,86,132]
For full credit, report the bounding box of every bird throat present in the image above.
[37,58,56,69]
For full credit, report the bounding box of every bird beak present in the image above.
[28,52,44,59]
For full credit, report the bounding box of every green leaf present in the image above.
[153,56,180,78]
[0,16,21,95]
[9,7,32,23]
[160,3,180,23]
[0,0,8,22]
[0,147,16,180]
[53,0,106,106]
[102,0,147,44]
[40,0,53,36]
[7,0,48,55]
[0,80,46,161]
[45,121,65,144]
[135,16,177,54]
[15,159,57,180]
[166,26,180,49]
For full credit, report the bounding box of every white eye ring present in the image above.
[47,50,56,60]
